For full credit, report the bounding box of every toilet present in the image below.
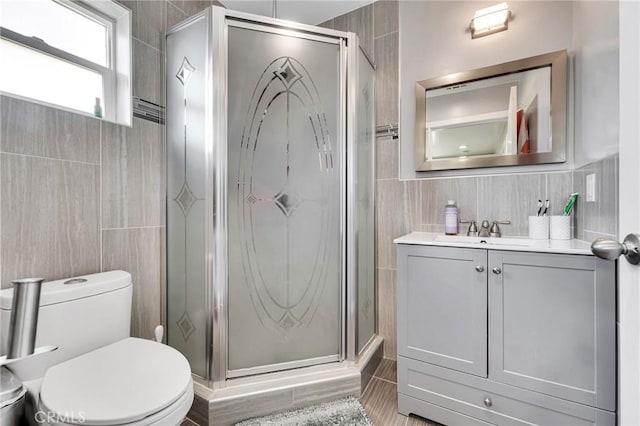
[0,271,193,426]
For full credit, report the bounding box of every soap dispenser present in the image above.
[444,200,458,235]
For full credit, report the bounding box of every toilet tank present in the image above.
[0,271,132,382]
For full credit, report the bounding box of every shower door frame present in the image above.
[204,7,360,385]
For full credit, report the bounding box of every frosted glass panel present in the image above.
[0,0,108,66]
[356,50,376,354]
[0,39,103,115]
[166,18,208,378]
[227,26,341,372]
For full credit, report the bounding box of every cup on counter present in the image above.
[528,216,549,240]
[549,215,571,240]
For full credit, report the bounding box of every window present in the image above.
[0,0,132,125]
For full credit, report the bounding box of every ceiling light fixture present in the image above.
[469,2,511,39]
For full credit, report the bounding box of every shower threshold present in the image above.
[188,336,383,426]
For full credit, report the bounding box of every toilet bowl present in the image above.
[0,271,194,426]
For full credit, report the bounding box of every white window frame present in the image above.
[0,0,132,126]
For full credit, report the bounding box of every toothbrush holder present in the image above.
[550,215,572,240]
[528,216,549,240]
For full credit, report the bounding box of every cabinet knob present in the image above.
[492,267,502,275]
[483,397,492,407]
[475,265,484,272]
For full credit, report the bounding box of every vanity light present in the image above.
[470,2,511,39]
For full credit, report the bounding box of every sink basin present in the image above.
[434,235,536,247]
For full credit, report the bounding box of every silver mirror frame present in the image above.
[415,50,567,172]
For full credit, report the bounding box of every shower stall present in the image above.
[165,6,377,403]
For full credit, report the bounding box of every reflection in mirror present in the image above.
[428,67,550,159]
[415,50,567,172]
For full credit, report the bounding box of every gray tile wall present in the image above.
[573,155,619,241]
[0,0,219,341]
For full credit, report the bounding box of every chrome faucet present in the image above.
[459,219,478,236]
[479,220,491,237]
[489,220,511,237]
[460,219,511,237]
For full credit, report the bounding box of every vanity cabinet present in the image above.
[397,244,616,426]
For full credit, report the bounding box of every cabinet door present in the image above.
[398,245,487,377]
[488,251,616,411]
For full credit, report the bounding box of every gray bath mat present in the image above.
[235,397,374,426]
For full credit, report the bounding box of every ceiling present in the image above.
[219,0,374,25]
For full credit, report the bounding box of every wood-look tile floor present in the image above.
[361,358,442,426]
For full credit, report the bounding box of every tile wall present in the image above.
[574,155,619,241]
[0,0,221,340]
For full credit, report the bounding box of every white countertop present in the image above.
[393,232,594,255]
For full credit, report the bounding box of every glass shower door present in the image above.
[356,48,376,354]
[166,16,208,378]
[226,24,343,375]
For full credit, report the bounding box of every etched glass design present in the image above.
[166,19,208,377]
[227,27,341,372]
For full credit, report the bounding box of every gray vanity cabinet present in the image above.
[397,244,616,426]
[488,251,616,411]
[397,245,487,377]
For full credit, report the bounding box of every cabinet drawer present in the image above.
[398,356,615,426]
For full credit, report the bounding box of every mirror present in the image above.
[415,50,567,171]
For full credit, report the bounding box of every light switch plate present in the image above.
[586,173,596,202]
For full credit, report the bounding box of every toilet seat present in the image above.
[38,338,193,426]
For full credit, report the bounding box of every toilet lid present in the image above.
[39,338,192,426]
